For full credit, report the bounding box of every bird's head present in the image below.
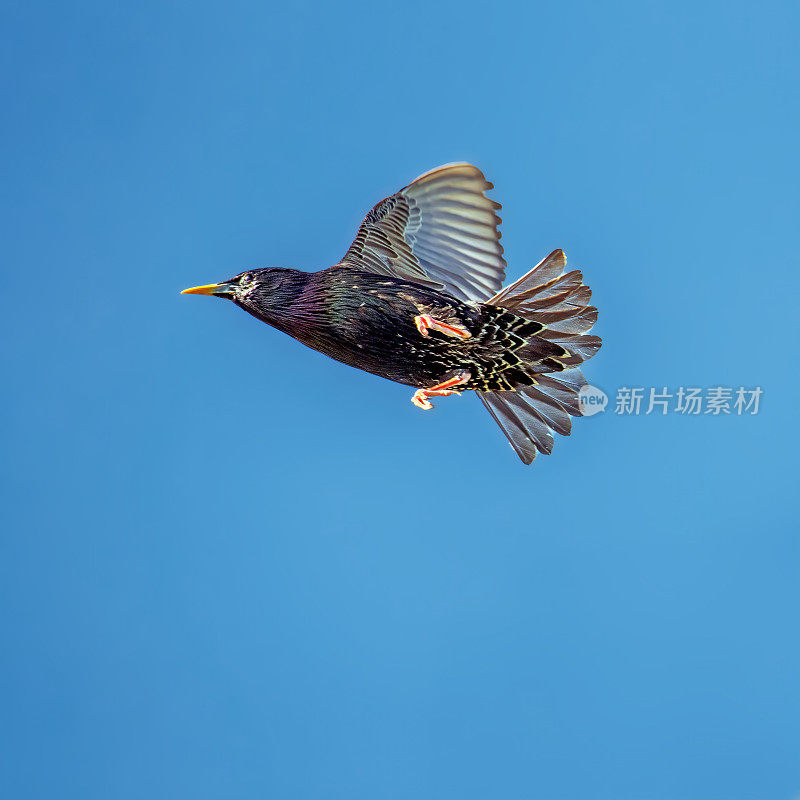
[181,268,296,317]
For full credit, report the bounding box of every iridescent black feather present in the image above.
[183,164,602,464]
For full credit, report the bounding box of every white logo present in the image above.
[578,384,608,416]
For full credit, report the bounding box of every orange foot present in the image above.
[411,371,471,410]
[414,314,472,340]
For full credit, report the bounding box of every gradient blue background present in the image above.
[2,1,798,797]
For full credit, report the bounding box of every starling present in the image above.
[182,163,601,464]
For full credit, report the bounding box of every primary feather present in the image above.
[340,163,506,302]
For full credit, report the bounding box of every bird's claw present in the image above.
[412,388,459,410]
[410,371,471,411]
[414,314,472,340]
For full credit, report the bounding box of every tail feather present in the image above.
[479,250,601,464]
[538,333,601,362]
[489,249,567,305]
[519,387,573,435]
[510,270,585,307]
[515,283,592,312]
[534,372,588,415]
[478,392,554,462]
[523,305,597,329]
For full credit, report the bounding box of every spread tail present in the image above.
[478,249,601,464]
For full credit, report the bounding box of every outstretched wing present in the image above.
[339,163,506,302]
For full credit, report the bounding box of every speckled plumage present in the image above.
[228,266,563,392]
[183,164,602,464]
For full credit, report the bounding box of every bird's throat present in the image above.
[237,269,327,340]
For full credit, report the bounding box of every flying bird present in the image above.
[182,164,601,464]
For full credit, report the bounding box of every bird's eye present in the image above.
[241,272,253,284]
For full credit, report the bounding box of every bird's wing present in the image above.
[339,163,506,302]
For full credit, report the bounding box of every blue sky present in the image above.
[1,0,798,797]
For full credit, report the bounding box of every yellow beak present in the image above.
[181,283,223,296]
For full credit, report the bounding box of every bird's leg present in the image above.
[414,314,472,340]
[411,371,472,411]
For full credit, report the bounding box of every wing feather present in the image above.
[339,163,506,302]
